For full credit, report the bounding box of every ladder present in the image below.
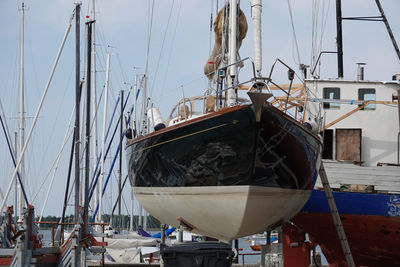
[319,163,355,267]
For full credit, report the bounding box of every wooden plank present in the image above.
[237,84,304,91]
[375,186,400,192]
[316,161,400,192]
[315,180,400,192]
[325,169,400,179]
[335,129,361,162]
[323,160,400,172]
[321,175,400,185]
[324,103,367,130]
[324,165,400,176]
[314,183,400,192]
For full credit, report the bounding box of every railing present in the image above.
[36,221,108,246]
[238,252,261,265]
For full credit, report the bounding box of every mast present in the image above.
[118,90,123,232]
[374,0,400,62]
[130,187,134,230]
[98,53,111,223]
[74,3,81,223]
[18,2,26,221]
[91,0,100,214]
[141,0,154,136]
[226,0,238,106]
[336,0,344,78]
[14,132,18,218]
[251,0,262,77]
[133,75,138,134]
[0,2,74,216]
[130,75,138,231]
[141,75,148,136]
[84,20,94,233]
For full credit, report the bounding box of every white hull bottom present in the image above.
[134,186,311,241]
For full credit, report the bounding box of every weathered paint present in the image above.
[293,189,400,266]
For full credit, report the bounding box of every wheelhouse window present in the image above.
[323,87,340,109]
[358,88,376,110]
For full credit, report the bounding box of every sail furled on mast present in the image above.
[204,4,248,80]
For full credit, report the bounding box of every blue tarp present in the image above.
[137,226,176,238]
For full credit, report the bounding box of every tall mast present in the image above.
[118,90,124,232]
[74,3,81,223]
[91,0,99,214]
[226,0,238,106]
[133,75,138,134]
[141,0,154,136]
[14,132,18,218]
[18,2,26,221]
[374,0,400,62]
[251,0,262,77]
[84,20,94,233]
[130,75,138,231]
[98,53,111,223]
[336,0,344,78]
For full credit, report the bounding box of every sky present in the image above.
[0,0,399,218]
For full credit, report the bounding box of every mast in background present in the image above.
[98,53,111,223]
[18,2,27,221]
[335,0,344,78]
[336,0,400,79]
[91,0,100,215]
[74,3,81,223]
[130,75,138,231]
[118,90,124,232]
[14,132,18,218]
[374,0,400,62]
[84,20,94,234]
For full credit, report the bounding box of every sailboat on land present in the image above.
[126,0,323,241]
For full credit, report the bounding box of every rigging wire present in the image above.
[38,64,74,180]
[0,5,76,215]
[31,108,75,203]
[37,128,74,222]
[311,0,319,68]
[116,54,129,89]
[157,0,183,111]
[310,0,331,77]
[287,0,302,66]
[0,102,28,205]
[148,0,175,102]
[319,0,331,56]
[138,0,155,134]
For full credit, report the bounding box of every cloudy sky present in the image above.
[0,0,399,217]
